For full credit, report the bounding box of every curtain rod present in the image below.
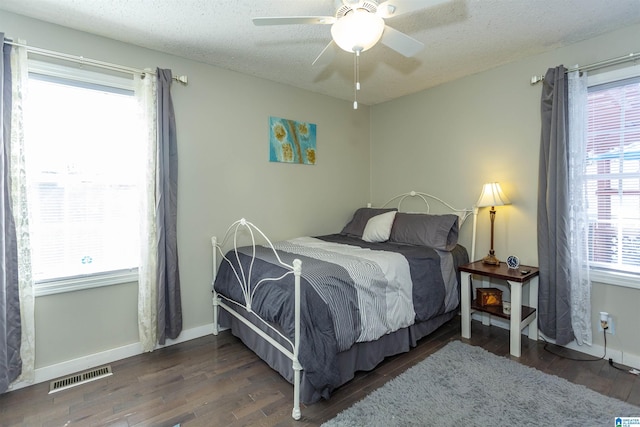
[4,40,188,84]
[530,51,639,85]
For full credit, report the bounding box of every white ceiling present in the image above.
[2,0,640,106]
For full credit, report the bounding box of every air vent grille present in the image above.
[48,365,113,394]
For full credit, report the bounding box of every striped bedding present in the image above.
[273,237,416,350]
[213,233,468,399]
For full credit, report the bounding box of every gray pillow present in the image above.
[389,212,459,250]
[341,207,398,238]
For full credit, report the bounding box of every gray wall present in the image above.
[2,8,638,373]
[1,11,371,368]
[370,23,640,361]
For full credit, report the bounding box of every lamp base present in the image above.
[482,252,500,265]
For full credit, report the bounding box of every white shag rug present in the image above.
[322,340,639,426]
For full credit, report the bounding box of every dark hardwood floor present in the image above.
[1,317,639,426]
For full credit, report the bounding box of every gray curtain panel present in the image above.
[0,34,23,393]
[156,68,182,345]
[537,66,575,345]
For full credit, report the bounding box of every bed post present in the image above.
[291,258,302,420]
[211,236,219,336]
[471,206,479,262]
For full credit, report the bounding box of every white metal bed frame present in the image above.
[211,191,475,420]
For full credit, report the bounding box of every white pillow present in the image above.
[362,211,397,243]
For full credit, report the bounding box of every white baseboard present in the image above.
[544,333,640,371]
[9,323,215,392]
[11,317,639,393]
[472,314,640,370]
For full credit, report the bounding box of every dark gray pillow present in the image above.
[389,212,459,250]
[341,207,398,238]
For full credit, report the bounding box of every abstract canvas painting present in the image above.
[269,116,317,165]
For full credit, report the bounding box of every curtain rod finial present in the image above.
[174,75,188,85]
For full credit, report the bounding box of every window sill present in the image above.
[590,269,640,290]
[34,270,138,297]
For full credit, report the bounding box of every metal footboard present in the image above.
[211,218,302,420]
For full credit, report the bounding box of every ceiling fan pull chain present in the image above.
[356,50,361,91]
[353,50,359,109]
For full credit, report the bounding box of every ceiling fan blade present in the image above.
[376,0,450,19]
[380,25,424,57]
[312,40,337,67]
[252,16,336,26]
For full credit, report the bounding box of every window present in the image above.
[585,66,640,285]
[24,61,144,295]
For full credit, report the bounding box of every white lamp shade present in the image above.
[331,10,385,53]
[476,182,511,208]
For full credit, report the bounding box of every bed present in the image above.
[211,191,475,420]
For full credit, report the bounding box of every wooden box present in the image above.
[476,288,503,307]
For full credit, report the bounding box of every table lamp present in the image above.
[476,182,511,265]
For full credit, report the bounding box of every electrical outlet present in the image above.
[598,314,615,335]
[607,315,615,334]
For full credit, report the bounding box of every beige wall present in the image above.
[370,23,640,362]
[1,11,371,369]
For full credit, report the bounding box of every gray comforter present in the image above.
[213,233,468,400]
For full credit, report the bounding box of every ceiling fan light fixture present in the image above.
[331,9,385,53]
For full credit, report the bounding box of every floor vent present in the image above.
[48,365,113,394]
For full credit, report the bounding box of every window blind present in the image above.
[25,74,143,283]
[585,76,640,274]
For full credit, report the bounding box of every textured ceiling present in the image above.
[2,0,640,106]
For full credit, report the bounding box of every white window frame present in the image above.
[35,269,138,297]
[586,63,640,290]
[27,60,140,297]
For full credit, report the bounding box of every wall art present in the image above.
[269,116,316,165]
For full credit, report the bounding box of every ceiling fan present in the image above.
[253,0,449,109]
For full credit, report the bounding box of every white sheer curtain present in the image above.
[135,71,158,352]
[9,41,35,387]
[567,69,592,346]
